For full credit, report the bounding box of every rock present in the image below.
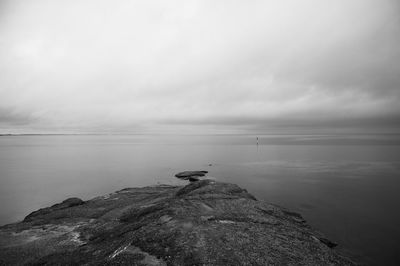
[319,237,339,248]
[0,181,356,265]
[23,197,84,222]
[188,176,200,182]
[175,170,208,181]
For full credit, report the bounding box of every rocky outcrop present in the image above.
[23,197,84,222]
[0,180,356,265]
[175,171,209,182]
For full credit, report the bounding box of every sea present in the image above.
[0,134,399,265]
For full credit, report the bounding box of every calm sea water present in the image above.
[1,134,400,265]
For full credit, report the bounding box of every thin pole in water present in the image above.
[256,137,259,146]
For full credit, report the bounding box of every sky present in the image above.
[0,0,399,134]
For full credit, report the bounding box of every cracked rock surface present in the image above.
[0,180,356,265]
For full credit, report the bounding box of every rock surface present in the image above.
[175,171,208,182]
[0,180,356,265]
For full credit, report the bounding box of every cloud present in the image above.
[0,107,36,126]
[0,0,399,133]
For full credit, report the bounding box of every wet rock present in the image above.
[188,176,200,182]
[0,181,356,265]
[319,237,339,248]
[175,170,208,181]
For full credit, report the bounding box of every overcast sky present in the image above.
[1,0,399,134]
